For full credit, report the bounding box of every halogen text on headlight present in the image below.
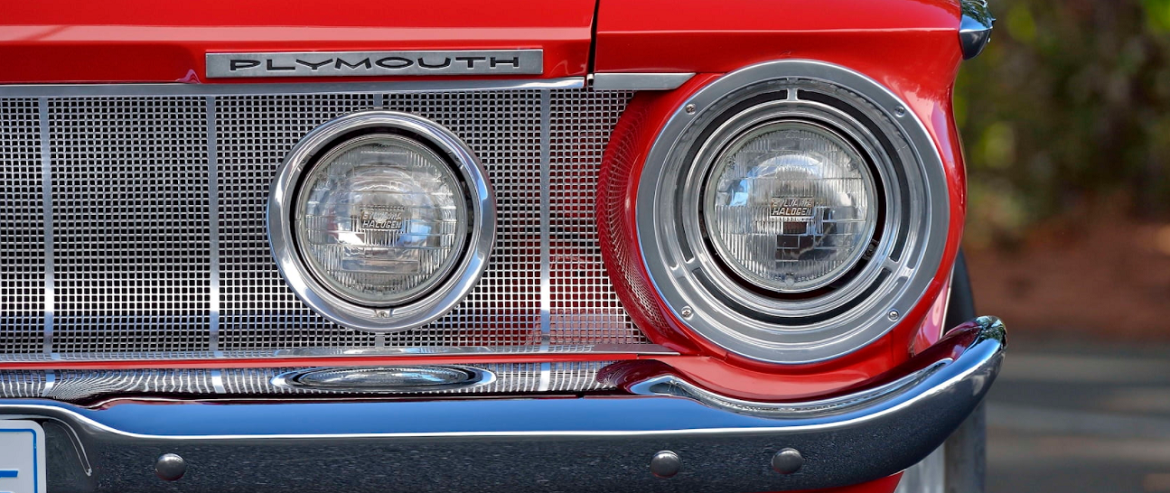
[703,122,878,293]
[269,111,495,332]
[296,135,468,306]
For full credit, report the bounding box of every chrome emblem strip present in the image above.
[206,50,543,78]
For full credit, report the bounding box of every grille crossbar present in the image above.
[0,85,649,361]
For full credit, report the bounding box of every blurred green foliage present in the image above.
[956,0,1170,246]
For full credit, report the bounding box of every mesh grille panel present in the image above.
[0,86,648,361]
[216,94,381,350]
[49,97,213,354]
[0,99,44,354]
[549,90,642,344]
[380,91,543,347]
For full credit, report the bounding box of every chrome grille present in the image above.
[379,90,544,347]
[0,84,648,361]
[0,99,44,355]
[49,97,213,354]
[216,94,381,351]
[549,90,642,344]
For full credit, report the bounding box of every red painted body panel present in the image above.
[0,0,595,83]
[595,0,961,73]
[788,473,903,493]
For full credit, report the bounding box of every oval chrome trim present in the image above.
[268,111,496,332]
[271,366,496,394]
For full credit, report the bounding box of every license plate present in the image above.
[0,421,45,493]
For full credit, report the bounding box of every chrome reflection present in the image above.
[0,318,1006,492]
[629,362,948,419]
[629,316,1006,419]
[960,0,996,60]
[272,366,495,393]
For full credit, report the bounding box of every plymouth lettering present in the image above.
[207,50,543,78]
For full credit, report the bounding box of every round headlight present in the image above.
[632,60,950,364]
[702,122,878,293]
[269,111,495,332]
[296,134,469,306]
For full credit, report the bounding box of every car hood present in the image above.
[0,0,596,83]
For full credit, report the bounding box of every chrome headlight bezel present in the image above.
[636,60,950,364]
[269,111,495,332]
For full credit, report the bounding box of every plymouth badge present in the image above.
[206,50,543,78]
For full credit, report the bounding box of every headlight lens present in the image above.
[702,122,878,293]
[295,134,468,306]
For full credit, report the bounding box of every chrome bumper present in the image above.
[1,317,1005,492]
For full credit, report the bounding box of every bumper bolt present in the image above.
[155,453,187,481]
[650,450,682,478]
[771,448,803,474]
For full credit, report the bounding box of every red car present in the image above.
[0,0,999,491]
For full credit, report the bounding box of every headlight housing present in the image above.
[635,61,949,364]
[269,111,495,332]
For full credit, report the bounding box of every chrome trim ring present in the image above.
[636,60,950,364]
[680,96,897,316]
[269,111,496,332]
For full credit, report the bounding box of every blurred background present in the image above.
[956,0,1170,490]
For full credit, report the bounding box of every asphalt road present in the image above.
[987,338,1170,493]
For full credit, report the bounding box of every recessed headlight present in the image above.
[269,111,495,332]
